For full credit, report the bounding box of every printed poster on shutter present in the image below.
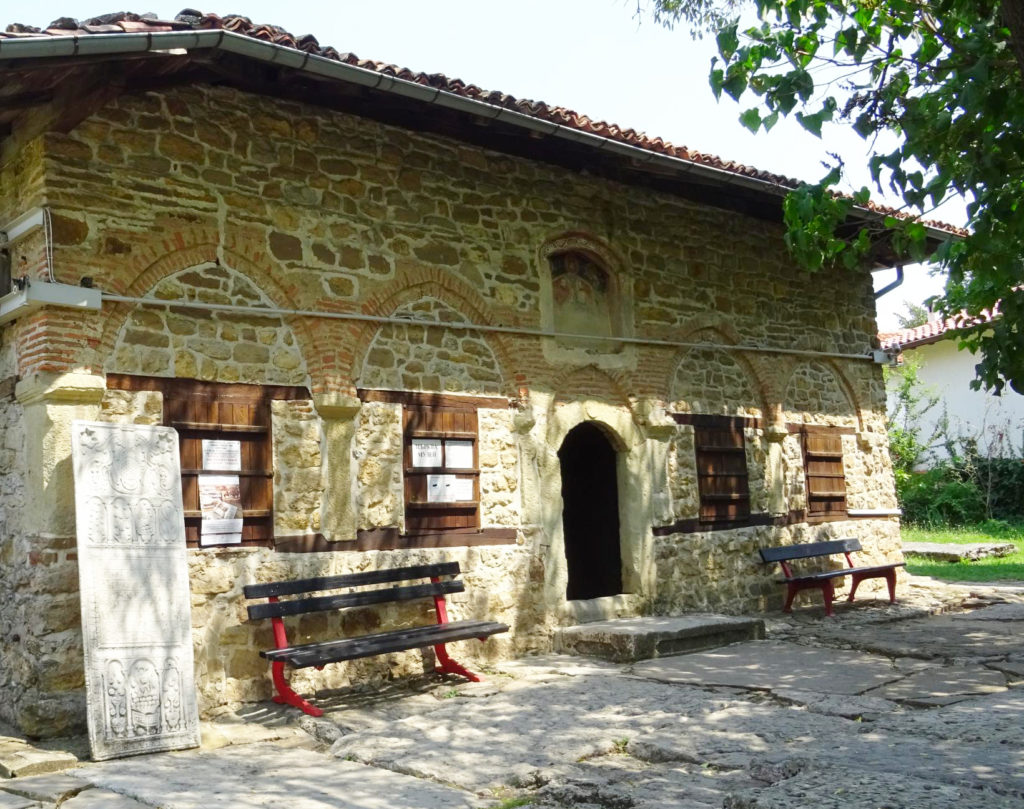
[198,475,243,546]
[201,439,241,471]
[411,438,443,467]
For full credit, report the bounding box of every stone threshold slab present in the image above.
[553,614,765,663]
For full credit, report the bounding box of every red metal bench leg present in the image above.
[267,605,323,717]
[847,574,862,602]
[433,643,481,682]
[821,580,835,617]
[783,583,798,613]
[430,575,483,682]
[885,569,898,603]
[271,660,324,717]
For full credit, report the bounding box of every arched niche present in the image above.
[106,262,308,386]
[670,337,764,418]
[357,297,503,395]
[539,234,635,369]
[783,360,858,427]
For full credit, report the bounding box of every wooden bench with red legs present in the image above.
[244,561,507,716]
[759,538,905,617]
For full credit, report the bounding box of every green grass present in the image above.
[903,521,1024,581]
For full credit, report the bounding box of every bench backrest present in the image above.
[244,561,462,622]
[759,538,862,564]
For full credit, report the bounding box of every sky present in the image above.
[11,0,959,330]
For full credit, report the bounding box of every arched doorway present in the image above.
[558,422,623,600]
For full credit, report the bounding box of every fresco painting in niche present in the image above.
[550,252,616,349]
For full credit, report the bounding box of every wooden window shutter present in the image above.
[803,430,847,518]
[694,422,751,524]
[164,382,274,546]
[403,403,480,535]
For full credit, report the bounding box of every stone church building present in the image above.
[0,11,933,737]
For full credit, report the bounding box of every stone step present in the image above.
[903,541,1017,562]
[553,614,766,663]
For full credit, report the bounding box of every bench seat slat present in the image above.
[778,562,905,584]
[243,561,461,599]
[247,580,464,621]
[261,619,509,668]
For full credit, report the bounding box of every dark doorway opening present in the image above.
[558,421,623,600]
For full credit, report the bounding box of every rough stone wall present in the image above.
[744,427,769,514]
[0,137,92,736]
[667,426,699,522]
[107,265,308,386]
[358,298,502,395]
[783,360,858,427]
[99,389,163,425]
[782,434,809,511]
[479,408,519,527]
[670,347,763,417]
[352,402,404,532]
[0,81,905,734]
[0,337,32,731]
[271,399,323,536]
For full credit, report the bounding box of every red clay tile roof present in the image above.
[0,9,968,237]
[879,310,995,350]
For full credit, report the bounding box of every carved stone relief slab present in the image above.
[71,421,200,760]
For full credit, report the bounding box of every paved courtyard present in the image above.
[3,578,1024,808]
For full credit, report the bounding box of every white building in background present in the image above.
[880,317,1024,463]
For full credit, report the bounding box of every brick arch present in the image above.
[552,365,635,409]
[349,269,517,394]
[538,231,626,275]
[97,242,323,387]
[782,358,865,431]
[667,325,773,419]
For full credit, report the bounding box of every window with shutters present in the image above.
[106,375,310,548]
[693,417,751,525]
[802,429,848,519]
[403,401,480,535]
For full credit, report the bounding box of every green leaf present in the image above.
[716,23,740,59]
[739,108,762,132]
[796,110,824,137]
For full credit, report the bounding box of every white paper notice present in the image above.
[198,475,243,544]
[445,439,474,469]
[411,438,443,468]
[202,439,242,471]
[451,477,475,502]
[427,474,455,503]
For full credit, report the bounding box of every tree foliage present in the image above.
[894,300,930,329]
[651,0,1024,394]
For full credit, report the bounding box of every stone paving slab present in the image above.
[74,743,480,809]
[865,664,1007,705]
[807,612,1024,659]
[0,774,89,804]
[331,673,737,791]
[528,754,762,809]
[724,762,1022,809]
[770,688,900,719]
[0,738,77,779]
[870,689,1024,744]
[632,640,907,694]
[0,791,40,809]
[903,541,1016,562]
[61,788,153,808]
[951,602,1024,621]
